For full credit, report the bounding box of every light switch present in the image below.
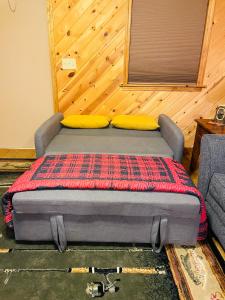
[61,58,77,70]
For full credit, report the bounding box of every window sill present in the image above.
[120,83,206,92]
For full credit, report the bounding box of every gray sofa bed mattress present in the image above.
[45,127,174,157]
[12,189,200,246]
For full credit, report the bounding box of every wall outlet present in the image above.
[61,58,77,70]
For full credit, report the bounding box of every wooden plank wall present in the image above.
[49,0,225,147]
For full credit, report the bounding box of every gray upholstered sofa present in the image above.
[11,114,201,251]
[34,113,184,161]
[198,134,225,249]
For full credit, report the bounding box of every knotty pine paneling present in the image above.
[49,0,225,147]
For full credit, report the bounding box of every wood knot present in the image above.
[68,72,75,78]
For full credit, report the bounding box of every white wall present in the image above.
[0,0,54,148]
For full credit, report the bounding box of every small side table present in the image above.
[190,119,225,172]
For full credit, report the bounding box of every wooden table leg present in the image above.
[190,125,203,172]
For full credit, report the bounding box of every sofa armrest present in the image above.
[158,114,184,162]
[198,134,225,199]
[35,113,64,157]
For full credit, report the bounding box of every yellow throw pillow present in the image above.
[111,115,159,130]
[61,115,110,129]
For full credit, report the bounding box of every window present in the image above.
[123,0,215,90]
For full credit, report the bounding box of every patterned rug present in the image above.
[0,171,224,300]
[167,245,224,300]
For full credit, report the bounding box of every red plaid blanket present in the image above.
[2,154,207,240]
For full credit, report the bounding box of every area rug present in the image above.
[0,172,224,300]
[0,246,179,300]
[167,245,224,300]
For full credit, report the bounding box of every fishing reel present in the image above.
[85,267,120,298]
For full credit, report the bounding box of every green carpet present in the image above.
[0,173,179,300]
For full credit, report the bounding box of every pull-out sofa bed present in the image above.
[11,113,203,251]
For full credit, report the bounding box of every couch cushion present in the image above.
[45,134,173,157]
[206,193,225,226]
[13,190,200,218]
[12,190,200,245]
[58,127,161,137]
[207,173,225,211]
[205,201,225,248]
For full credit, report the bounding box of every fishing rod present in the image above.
[0,266,166,275]
[1,266,166,297]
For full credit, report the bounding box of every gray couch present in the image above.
[35,113,184,162]
[198,134,225,249]
[11,114,201,252]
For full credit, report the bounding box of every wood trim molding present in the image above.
[120,83,205,92]
[123,0,132,85]
[0,149,36,159]
[197,0,216,86]
[47,0,59,113]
